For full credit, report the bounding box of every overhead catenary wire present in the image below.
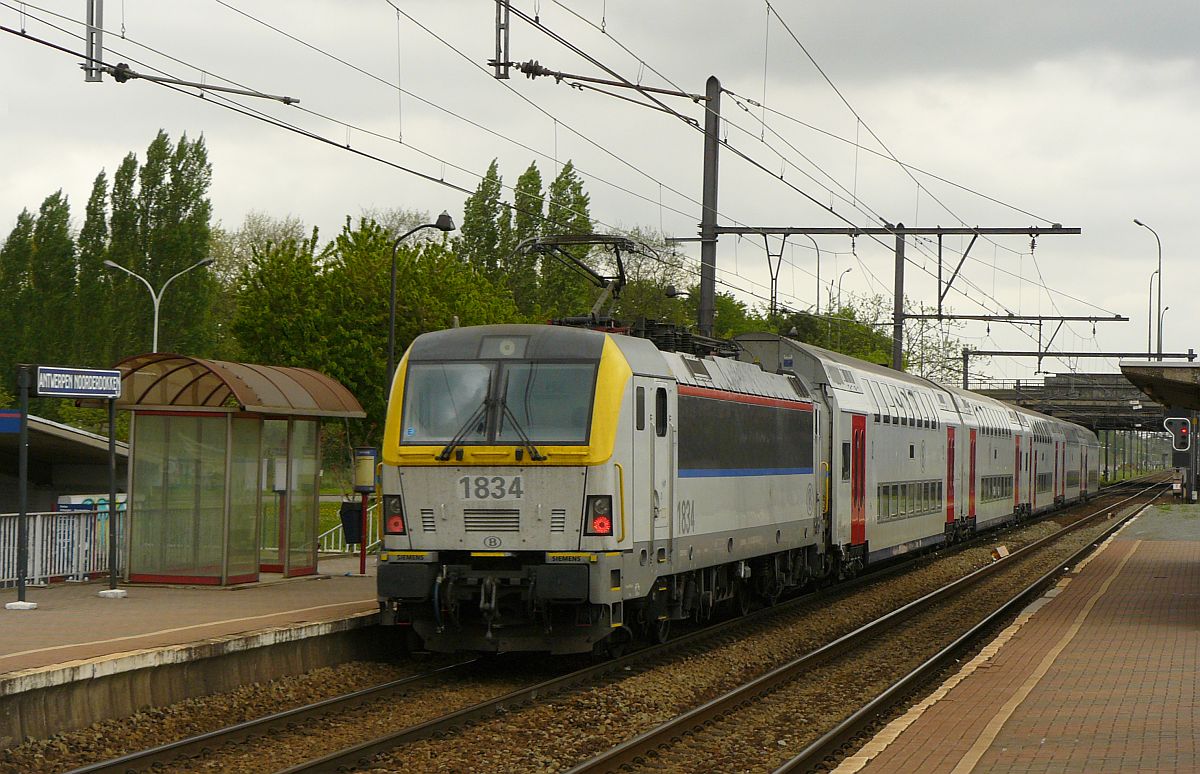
[4,4,1102,373]
[1,6,831,321]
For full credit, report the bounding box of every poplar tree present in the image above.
[76,172,112,364]
[0,210,35,389]
[541,161,595,317]
[505,162,544,315]
[28,191,76,366]
[458,159,508,276]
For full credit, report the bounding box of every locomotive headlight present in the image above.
[584,495,614,536]
[383,495,406,535]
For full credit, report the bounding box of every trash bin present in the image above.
[339,501,363,545]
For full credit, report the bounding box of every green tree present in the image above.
[106,131,216,358]
[232,227,325,368]
[75,172,112,364]
[607,228,692,326]
[28,190,77,368]
[457,159,509,276]
[503,162,545,315]
[541,161,596,317]
[0,210,35,389]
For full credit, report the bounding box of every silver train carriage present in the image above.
[376,325,1100,654]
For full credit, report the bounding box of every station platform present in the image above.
[0,556,381,743]
[840,501,1200,773]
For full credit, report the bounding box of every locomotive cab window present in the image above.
[402,359,598,446]
[636,386,645,431]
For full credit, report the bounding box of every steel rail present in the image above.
[774,481,1167,773]
[566,480,1166,774]
[62,659,477,774]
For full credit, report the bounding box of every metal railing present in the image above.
[0,509,124,587]
[317,501,382,554]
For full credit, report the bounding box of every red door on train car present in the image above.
[969,429,977,518]
[1032,443,1039,510]
[1014,436,1021,510]
[851,415,866,545]
[946,426,956,524]
[1054,441,1060,500]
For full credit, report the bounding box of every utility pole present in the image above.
[892,226,906,371]
[698,76,721,337]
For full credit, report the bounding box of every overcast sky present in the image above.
[2,1,1197,384]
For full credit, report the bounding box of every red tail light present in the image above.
[383,495,406,535]
[584,495,614,536]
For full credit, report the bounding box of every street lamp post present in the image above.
[1159,306,1170,358]
[1147,270,1158,357]
[103,257,215,352]
[388,211,456,384]
[1134,219,1163,359]
[804,235,821,318]
[836,267,853,310]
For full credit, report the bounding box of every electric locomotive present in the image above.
[377,324,1100,654]
[377,323,822,653]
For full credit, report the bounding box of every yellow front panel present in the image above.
[382,334,631,467]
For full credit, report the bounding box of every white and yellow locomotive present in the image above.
[377,324,1100,654]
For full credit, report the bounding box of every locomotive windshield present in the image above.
[402,360,597,446]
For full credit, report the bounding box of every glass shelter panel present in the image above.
[287,419,320,576]
[260,419,289,570]
[129,414,227,582]
[227,417,262,582]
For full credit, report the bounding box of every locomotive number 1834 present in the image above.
[458,475,525,500]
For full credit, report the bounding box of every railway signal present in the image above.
[1164,417,1192,451]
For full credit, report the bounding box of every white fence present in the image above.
[318,500,381,554]
[0,510,124,587]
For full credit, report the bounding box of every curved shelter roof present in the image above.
[113,353,365,418]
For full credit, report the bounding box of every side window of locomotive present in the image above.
[636,387,645,431]
[841,442,851,480]
[655,388,667,437]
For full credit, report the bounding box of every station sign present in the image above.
[35,366,122,399]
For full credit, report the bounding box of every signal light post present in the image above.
[1165,417,1191,452]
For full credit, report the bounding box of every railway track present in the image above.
[66,478,1163,774]
[568,479,1167,774]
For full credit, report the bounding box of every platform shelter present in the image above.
[114,354,364,585]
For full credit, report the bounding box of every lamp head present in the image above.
[434,211,456,232]
[102,259,119,269]
[1134,218,1144,226]
[198,257,215,267]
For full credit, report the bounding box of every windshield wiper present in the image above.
[497,373,546,461]
[436,375,492,462]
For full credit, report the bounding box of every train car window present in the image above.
[655,388,667,437]
[879,485,889,517]
[890,485,900,517]
[842,442,851,480]
[898,484,908,515]
[909,444,915,459]
[865,381,882,422]
[636,387,645,431]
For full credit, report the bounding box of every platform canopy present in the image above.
[113,353,365,418]
[1120,361,1200,412]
